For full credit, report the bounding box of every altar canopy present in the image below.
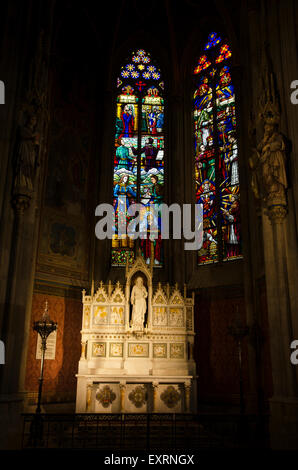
[76,254,196,413]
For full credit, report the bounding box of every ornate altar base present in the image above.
[75,254,197,413]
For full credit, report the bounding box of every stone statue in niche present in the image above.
[249,64,288,210]
[130,276,147,331]
[257,122,287,206]
[14,113,40,194]
[250,119,288,207]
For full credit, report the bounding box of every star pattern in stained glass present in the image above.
[119,49,161,84]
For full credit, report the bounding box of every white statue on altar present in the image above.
[130,277,147,330]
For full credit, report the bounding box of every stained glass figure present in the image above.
[194,33,242,265]
[112,49,164,266]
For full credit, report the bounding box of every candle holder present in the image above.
[33,300,57,414]
[30,301,57,446]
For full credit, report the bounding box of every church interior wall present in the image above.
[2,0,261,413]
[24,292,81,411]
[194,287,250,406]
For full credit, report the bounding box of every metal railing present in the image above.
[22,412,267,450]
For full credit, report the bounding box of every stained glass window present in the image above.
[112,49,164,267]
[194,33,242,265]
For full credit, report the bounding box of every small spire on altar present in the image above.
[108,280,112,296]
[166,283,170,298]
[184,284,187,298]
[100,281,103,288]
[91,279,94,297]
[175,282,178,291]
[42,300,49,320]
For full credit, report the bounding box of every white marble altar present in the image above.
[75,253,197,413]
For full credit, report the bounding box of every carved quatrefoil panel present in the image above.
[128,385,147,408]
[96,385,116,408]
[160,386,181,408]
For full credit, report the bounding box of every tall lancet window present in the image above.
[194,32,242,265]
[112,49,165,267]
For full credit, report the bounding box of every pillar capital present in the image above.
[267,205,287,224]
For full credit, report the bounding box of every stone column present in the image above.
[86,382,93,412]
[152,381,159,413]
[119,382,126,413]
[167,93,186,286]
[247,2,298,445]
[80,341,87,360]
[184,380,191,413]
[262,205,298,448]
[94,89,114,283]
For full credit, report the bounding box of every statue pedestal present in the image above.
[76,255,197,413]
